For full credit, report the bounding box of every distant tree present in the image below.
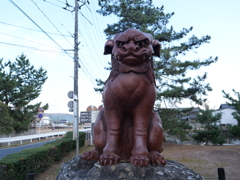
[95,0,218,107]
[193,105,225,145]
[0,54,48,133]
[0,102,14,135]
[160,108,192,141]
[223,89,240,138]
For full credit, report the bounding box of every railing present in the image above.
[0,129,92,146]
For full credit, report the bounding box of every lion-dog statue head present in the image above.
[81,28,166,167]
[104,28,160,85]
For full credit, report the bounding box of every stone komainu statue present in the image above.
[81,28,166,167]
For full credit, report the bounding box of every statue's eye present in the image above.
[116,41,125,47]
[136,40,148,47]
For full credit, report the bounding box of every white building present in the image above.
[213,104,238,127]
[37,116,51,126]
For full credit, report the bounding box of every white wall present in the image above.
[213,108,238,126]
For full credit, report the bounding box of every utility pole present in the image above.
[67,0,87,156]
[73,0,80,155]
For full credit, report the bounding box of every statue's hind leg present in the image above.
[81,110,107,161]
[147,111,166,165]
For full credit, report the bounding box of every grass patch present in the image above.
[162,143,240,178]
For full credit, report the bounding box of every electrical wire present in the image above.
[77,18,106,78]
[5,0,100,86]
[0,41,70,54]
[40,1,74,39]
[78,58,97,85]
[0,21,72,37]
[8,0,73,60]
[78,6,108,77]
[42,0,98,85]
[55,0,66,5]
[0,32,63,50]
[68,8,101,82]
[31,0,73,48]
[86,2,104,47]
[84,3,108,70]
[79,12,93,25]
[54,1,106,80]
[6,0,98,85]
[41,0,65,9]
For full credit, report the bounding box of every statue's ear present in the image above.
[152,40,161,57]
[104,39,114,55]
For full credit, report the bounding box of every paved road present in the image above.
[0,128,89,159]
[0,139,58,159]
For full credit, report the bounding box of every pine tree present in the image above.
[0,102,14,135]
[160,108,192,141]
[0,54,48,133]
[222,89,240,138]
[193,105,225,145]
[95,0,218,106]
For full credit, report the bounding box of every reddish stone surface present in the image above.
[81,28,165,167]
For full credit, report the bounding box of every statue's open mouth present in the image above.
[121,56,144,65]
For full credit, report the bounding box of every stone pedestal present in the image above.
[57,156,204,180]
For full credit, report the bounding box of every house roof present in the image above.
[173,107,200,112]
[181,115,197,120]
[219,104,235,110]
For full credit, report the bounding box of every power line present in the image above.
[31,0,73,48]
[78,58,97,85]
[0,32,62,50]
[43,0,98,85]
[54,0,66,5]
[66,6,101,82]
[86,3,103,48]
[40,1,74,40]
[91,0,109,73]
[6,0,98,86]
[78,8,107,77]
[77,24,105,77]
[8,0,73,59]
[0,41,70,54]
[84,2,108,70]
[51,1,106,80]
[79,12,93,25]
[41,0,65,9]
[0,21,72,37]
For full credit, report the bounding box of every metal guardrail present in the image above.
[0,129,91,146]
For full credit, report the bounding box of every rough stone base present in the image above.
[57,156,204,180]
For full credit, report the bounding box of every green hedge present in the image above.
[0,131,86,180]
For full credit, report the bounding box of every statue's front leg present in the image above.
[99,109,121,165]
[130,107,152,167]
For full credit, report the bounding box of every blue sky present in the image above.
[0,0,239,114]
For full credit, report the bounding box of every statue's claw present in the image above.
[130,155,150,167]
[148,151,166,166]
[81,149,100,161]
[99,152,120,165]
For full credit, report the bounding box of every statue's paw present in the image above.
[130,155,150,167]
[99,152,120,165]
[148,151,166,166]
[81,149,99,161]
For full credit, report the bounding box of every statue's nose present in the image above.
[122,41,140,52]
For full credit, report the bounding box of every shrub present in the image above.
[0,131,86,180]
